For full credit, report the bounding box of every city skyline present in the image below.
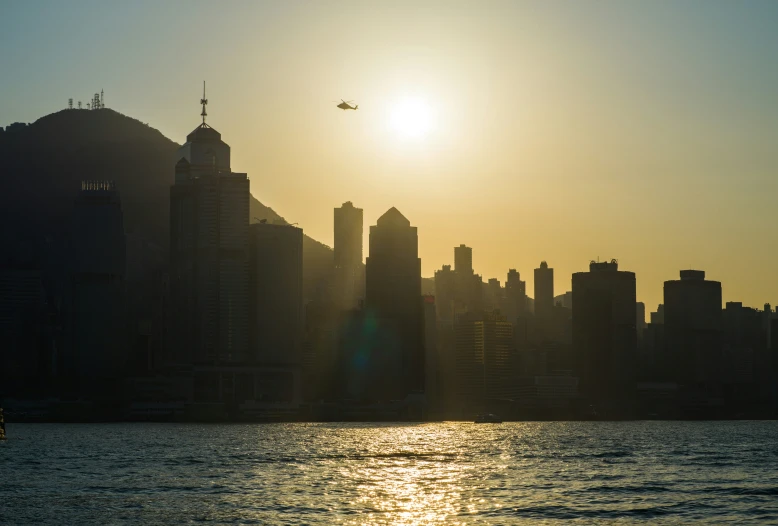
[3,1,778,310]
[4,3,778,524]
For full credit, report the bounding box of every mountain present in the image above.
[0,109,334,298]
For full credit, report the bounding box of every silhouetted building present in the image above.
[636,301,647,340]
[534,261,554,321]
[721,302,770,409]
[454,244,473,274]
[485,278,502,312]
[0,267,48,393]
[364,207,424,400]
[67,181,128,384]
[249,221,303,366]
[434,245,483,322]
[572,260,637,415]
[453,311,515,415]
[516,374,578,415]
[334,201,363,309]
[636,302,647,329]
[664,270,722,394]
[302,299,341,401]
[434,265,456,322]
[505,269,527,318]
[423,295,440,412]
[554,291,573,310]
[169,118,250,365]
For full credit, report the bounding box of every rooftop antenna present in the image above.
[200,81,208,125]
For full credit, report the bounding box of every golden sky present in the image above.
[3,0,778,311]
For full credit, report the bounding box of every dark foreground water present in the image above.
[1,422,778,525]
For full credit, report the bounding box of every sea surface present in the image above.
[1,421,777,524]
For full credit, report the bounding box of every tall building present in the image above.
[68,180,127,382]
[664,270,722,391]
[249,221,303,366]
[365,207,424,400]
[505,269,527,318]
[485,278,502,312]
[423,295,439,412]
[454,244,482,313]
[636,302,647,335]
[434,265,456,322]
[0,267,47,391]
[334,201,363,309]
[454,244,473,274]
[169,102,249,365]
[572,260,637,413]
[651,304,665,324]
[534,261,554,320]
[453,311,515,414]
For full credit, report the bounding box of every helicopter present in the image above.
[336,99,358,110]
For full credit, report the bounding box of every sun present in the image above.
[389,97,434,140]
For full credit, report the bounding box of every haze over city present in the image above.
[3,0,778,310]
[5,1,778,524]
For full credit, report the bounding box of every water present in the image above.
[1,422,777,524]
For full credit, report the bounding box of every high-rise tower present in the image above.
[334,201,363,308]
[534,261,554,319]
[249,221,303,366]
[169,90,249,365]
[664,270,722,390]
[572,260,637,414]
[68,181,127,382]
[454,244,473,275]
[365,207,424,399]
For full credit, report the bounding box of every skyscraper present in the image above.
[572,260,637,414]
[434,264,456,322]
[664,270,722,392]
[249,221,303,366]
[68,180,127,382]
[169,103,249,366]
[505,269,527,318]
[534,261,554,320]
[334,201,363,309]
[454,244,473,274]
[453,311,515,414]
[365,207,423,399]
[454,244,483,313]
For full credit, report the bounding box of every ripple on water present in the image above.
[1,421,778,524]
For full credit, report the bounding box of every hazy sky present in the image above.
[2,0,778,311]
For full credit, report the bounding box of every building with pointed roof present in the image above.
[169,90,249,367]
[362,207,424,401]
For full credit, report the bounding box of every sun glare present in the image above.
[389,97,434,140]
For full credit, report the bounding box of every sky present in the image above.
[2,0,778,311]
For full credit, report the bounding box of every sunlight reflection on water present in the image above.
[2,421,778,524]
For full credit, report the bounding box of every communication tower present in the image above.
[78,101,82,109]
[68,98,73,110]
[101,89,104,108]
[87,102,91,110]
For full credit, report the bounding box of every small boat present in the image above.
[474,413,502,423]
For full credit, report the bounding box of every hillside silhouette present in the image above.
[0,109,335,297]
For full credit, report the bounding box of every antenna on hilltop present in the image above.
[101,89,104,109]
[68,98,73,110]
[200,81,208,125]
[78,101,82,109]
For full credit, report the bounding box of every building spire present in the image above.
[200,81,208,125]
